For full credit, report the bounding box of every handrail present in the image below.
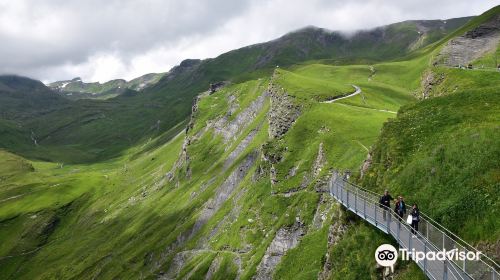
[331,178,469,280]
[342,179,500,271]
[329,173,499,280]
[339,183,469,280]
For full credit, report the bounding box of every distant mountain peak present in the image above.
[47,72,165,100]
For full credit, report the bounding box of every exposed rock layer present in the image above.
[268,85,301,139]
[435,15,500,66]
[253,222,306,280]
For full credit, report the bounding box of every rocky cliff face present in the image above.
[253,222,306,279]
[318,204,348,280]
[191,152,258,239]
[267,84,301,139]
[420,70,445,99]
[213,92,268,143]
[435,15,500,66]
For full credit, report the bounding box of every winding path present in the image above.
[322,85,361,103]
[336,102,397,114]
[321,84,398,114]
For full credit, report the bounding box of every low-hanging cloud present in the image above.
[0,0,498,83]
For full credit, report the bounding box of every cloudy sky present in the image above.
[0,0,498,83]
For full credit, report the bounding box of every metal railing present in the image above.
[328,172,499,280]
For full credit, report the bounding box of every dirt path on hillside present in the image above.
[320,84,398,114]
[322,85,361,103]
[336,102,397,114]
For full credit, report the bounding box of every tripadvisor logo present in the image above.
[375,244,398,269]
[400,248,482,262]
[375,244,482,267]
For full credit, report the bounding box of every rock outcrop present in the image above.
[209,81,228,94]
[313,142,326,177]
[435,15,500,66]
[420,70,445,99]
[165,135,191,182]
[312,194,334,229]
[253,222,306,279]
[186,96,200,133]
[318,204,349,280]
[267,84,301,139]
[161,153,257,278]
[360,152,373,179]
[213,92,268,143]
[222,128,260,171]
[191,152,258,237]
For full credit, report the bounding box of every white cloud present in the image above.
[0,0,498,83]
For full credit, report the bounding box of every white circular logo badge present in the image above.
[375,244,398,267]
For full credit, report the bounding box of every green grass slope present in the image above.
[0,54,425,278]
[360,71,500,244]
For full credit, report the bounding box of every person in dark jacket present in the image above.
[411,203,420,236]
[395,196,406,220]
[379,190,393,221]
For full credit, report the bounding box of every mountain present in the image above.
[1,17,472,164]
[0,6,499,279]
[48,72,165,100]
[0,75,69,125]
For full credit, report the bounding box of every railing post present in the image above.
[333,181,336,197]
[355,188,357,213]
[336,181,339,198]
[375,204,377,226]
[363,196,366,219]
[337,181,339,197]
[424,240,427,274]
[426,221,429,239]
[443,259,448,280]
[493,268,497,280]
[397,221,400,243]
[386,209,391,233]
[409,229,412,260]
[442,233,445,250]
[346,189,349,208]
[340,185,343,204]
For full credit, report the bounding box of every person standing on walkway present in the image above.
[411,203,420,236]
[395,196,406,220]
[379,190,393,221]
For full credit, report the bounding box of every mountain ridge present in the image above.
[48,72,165,100]
[0,15,478,164]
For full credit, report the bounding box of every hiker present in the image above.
[379,190,393,221]
[395,196,406,220]
[410,203,420,236]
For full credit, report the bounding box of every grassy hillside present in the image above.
[0,49,431,278]
[359,5,500,259]
[360,69,500,243]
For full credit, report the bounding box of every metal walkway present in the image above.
[328,172,499,280]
